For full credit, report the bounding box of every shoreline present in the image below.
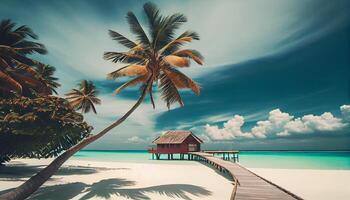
[1,158,349,200]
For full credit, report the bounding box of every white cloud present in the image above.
[251,109,293,138]
[127,136,146,144]
[341,105,350,121]
[205,105,349,140]
[205,115,254,140]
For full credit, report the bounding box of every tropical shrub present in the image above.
[0,95,92,164]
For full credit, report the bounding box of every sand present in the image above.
[0,159,233,200]
[248,168,350,200]
[1,159,350,200]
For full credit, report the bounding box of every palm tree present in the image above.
[0,2,204,200]
[65,80,101,114]
[34,63,61,94]
[0,19,49,96]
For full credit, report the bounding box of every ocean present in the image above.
[72,150,350,170]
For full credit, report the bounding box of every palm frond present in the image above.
[162,31,199,56]
[103,51,145,64]
[113,75,146,95]
[159,36,193,54]
[14,25,38,39]
[88,99,98,114]
[163,67,200,95]
[108,30,137,49]
[172,49,204,65]
[159,72,183,109]
[0,70,22,94]
[164,55,189,67]
[126,12,150,46]
[143,2,161,45]
[153,13,187,50]
[107,64,147,79]
[0,45,38,66]
[65,89,84,99]
[14,41,47,55]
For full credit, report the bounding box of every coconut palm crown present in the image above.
[104,2,203,109]
[65,80,101,114]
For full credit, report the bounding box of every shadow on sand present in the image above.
[0,163,125,181]
[22,178,212,200]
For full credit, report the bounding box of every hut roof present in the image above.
[153,130,203,144]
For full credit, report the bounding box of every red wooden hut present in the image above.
[148,130,203,160]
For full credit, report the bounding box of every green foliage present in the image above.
[0,96,92,164]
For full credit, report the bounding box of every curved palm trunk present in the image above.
[0,82,151,200]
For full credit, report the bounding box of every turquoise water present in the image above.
[72,150,350,170]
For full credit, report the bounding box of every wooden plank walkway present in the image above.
[189,152,302,200]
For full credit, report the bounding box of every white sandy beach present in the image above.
[248,168,350,200]
[1,159,350,200]
[0,159,233,200]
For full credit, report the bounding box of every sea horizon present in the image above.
[73,150,350,170]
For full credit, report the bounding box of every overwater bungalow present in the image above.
[148,130,203,159]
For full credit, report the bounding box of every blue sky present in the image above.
[1,0,350,150]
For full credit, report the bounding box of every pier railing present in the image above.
[188,152,240,199]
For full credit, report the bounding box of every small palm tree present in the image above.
[65,80,101,114]
[0,19,49,96]
[0,3,204,200]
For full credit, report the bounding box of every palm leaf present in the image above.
[103,51,145,64]
[159,36,192,54]
[126,12,150,46]
[0,45,38,66]
[108,30,137,49]
[113,75,146,95]
[172,49,204,65]
[153,13,187,50]
[164,55,189,67]
[159,72,184,109]
[162,31,199,55]
[14,42,47,55]
[107,65,147,79]
[143,2,161,45]
[13,25,38,39]
[0,70,22,93]
[163,67,200,95]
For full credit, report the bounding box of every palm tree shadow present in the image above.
[110,184,212,200]
[29,182,87,200]
[0,163,120,181]
[26,178,212,200]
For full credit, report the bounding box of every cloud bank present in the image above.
[205,105,350,140]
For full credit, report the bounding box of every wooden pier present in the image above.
[203,150,239,162]
[189,152,302,200]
